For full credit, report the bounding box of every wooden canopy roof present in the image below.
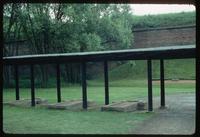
[3,45,195,65]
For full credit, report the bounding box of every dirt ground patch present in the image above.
[130,93,195,135]
[153,80,195,84]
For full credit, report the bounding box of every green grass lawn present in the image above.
[3,106,153,134]
[3,79,195,134]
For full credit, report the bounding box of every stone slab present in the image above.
[101,100,147,112]
[46,99,97,110]
[3,98,48,107]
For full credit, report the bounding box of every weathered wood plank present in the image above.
[147,60,153,111]
[160,59,165,107]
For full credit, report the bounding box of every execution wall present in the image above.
[132,25,195,49]
[4,25,196,56]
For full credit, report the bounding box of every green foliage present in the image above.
[132,11,195,29]
[3,4,196,88]
[3,3,134,53]
[3,4,134,86]
[78,33,102,51]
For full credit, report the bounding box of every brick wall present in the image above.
[132,25,195,49]
[4,25,196,56]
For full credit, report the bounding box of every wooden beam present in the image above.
[14,65,19,100]
[81,62,87,109]
[30,64,35,106]
[104,61,109,105]
[160,59,165,107]
[56,63,61,102]
[147,60,153,111]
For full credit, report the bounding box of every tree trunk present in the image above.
[63,63,81,84]
[3,66,10,87]
[39,65,48,88]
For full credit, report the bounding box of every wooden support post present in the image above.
[160,59,165,107]
[147,60,153,111]
[30,64,35,106]
[56,63,61,102]
[104,61,109,105]
[81,62,87,109]
[14,65,19,100]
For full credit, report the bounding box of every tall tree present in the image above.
[3,3,134,87]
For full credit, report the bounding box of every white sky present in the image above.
[130,4,195,15]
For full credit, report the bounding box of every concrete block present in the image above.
[3,98,48,107]
[47,99,96,110]
[101,100,147,112]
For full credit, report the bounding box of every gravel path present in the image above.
[131,93,195,135]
